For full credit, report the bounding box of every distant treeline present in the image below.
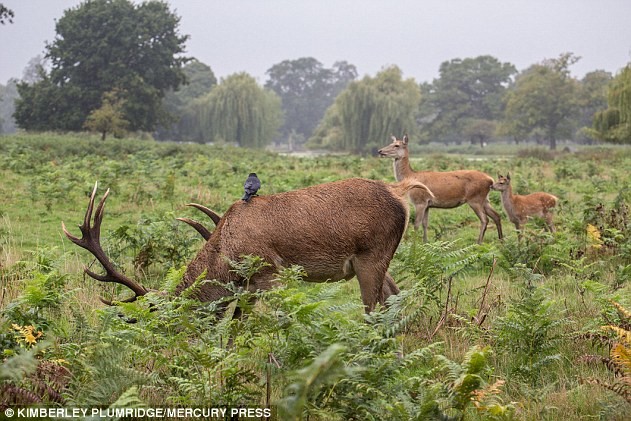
[0,0,629,151]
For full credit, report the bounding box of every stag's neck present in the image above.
[393,155,416,182]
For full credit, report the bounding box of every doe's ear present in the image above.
[390,135,397,142]
[507,173,511,180]
[402,134,409,145]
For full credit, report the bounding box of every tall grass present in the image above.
[1,133,630,419]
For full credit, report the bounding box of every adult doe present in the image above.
[378,135,503,244]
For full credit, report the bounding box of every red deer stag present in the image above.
[63,178,433,313]
[378,135,503,244]
[491,173,558,234]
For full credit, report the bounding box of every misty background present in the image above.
[1,0,630,84]
[1,0,630,150]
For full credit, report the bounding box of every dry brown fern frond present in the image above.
[579,354,625,377]
[610,300,631,331]
[0,359,71,409]
[575,331,616,348]
[612,343,631,377]
[0,384,43,409]
[582,377,631,404]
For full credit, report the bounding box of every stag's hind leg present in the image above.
[382,271,400,303]
[352,254,390,313]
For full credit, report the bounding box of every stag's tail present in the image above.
[389,179,434,200]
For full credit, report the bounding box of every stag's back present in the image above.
[209,178,414,282]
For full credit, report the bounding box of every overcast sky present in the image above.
[1,0,630,86]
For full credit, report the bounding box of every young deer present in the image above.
[491,174,558,234]
[378,135,503,244]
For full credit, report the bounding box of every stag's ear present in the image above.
[402,134,409,145]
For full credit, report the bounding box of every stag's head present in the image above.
[378,135,409,159]
[491,174,511,192]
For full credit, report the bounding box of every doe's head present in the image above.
[378,134,409,159]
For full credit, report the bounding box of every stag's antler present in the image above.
[176,203,222,240]
[176,217,212,240]
[186,203,221,225]
[62,182,149,305]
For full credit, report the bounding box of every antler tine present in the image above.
[186,203,221,225]
[176,217,212,241]
[62,182,149,305]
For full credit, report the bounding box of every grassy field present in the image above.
[1,133,630,420]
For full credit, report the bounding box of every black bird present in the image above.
[242,173,261,202]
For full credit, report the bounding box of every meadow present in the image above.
[1,133,630,420]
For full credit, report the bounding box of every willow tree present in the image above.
[193,73,283,148]
[591,65,631,143]
[308,66,421,153]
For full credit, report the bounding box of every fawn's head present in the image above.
[492,173,511,191]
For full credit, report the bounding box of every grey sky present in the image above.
[1,0,630,86]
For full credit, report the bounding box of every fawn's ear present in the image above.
[507,173,511,181]
[402,134,409,145]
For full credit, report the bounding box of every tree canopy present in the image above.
[14,0,189,133]
[419,55,516,144]
[192,73,283,148]
[591,65,631,144]
[0,3,13,24]
[308,66,420,153]
[265,58,357,144]
[156,59,217,141]
[501,53,580,149]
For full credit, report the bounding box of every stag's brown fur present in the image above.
[378,135,503,244]
[66,178,432,313]
[492,174,558,233]
[178,177,432,312]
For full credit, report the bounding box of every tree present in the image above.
[192,73,283,148]
[575,70,611,143]
[501,53,580,150]
[308,66,420,153]
[156,59,217,141]
[0,79,18,133]
[21,56,48,85]
[462,119,496,148]
[84,90,130,140]
[0,4,13,24]
[591,65,631,143]
[14,0,188,133]
[419,55,516,144]
[265,58,357,144]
